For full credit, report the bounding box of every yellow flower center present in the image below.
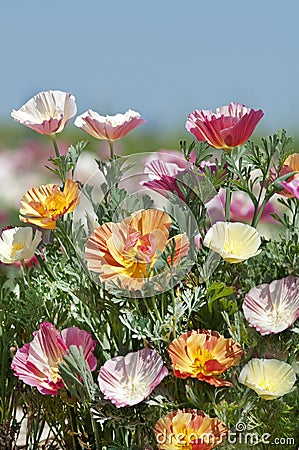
[268,305,292,325]
[50,365,60,383]
[223,240,243,255]
[258,378,274,392]
[45,192,68,218]
[50,356,63,383]
[172,427,198,450]
[192,348,213,375]
[11,242,25,257]
[124,247,148,264]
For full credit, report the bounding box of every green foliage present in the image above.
[1,128,299,449]
[48,140,89,183]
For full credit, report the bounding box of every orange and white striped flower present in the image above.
[203,222,261,264]
[154,409,228,449]
[239,358,296,400]
[84,209,189,290]
[20,179,79,229]
[0,227,42,264]
[168,330,243,387]
[11,90,77,135]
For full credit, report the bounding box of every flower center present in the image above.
[11,242,25,257]
[223,240,242,255]
[172,427,198,450]
[50,356,63,384]
[268,305,292,326]
[45,192,68,219]
[192,348,213,374]
[122,377,149,402]
[258,378,274,392]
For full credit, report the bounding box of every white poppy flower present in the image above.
[203,221,261,263]
[0,227,42,264]
[11,90,77,135]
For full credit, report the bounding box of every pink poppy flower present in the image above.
[11,90,77,135]
[11,322,97,395]
[243,277,299,335]
[98,348,168,407]
[141,158,187,200]
[268,153,299,198]
[186,102,264,150]
[141,151,218,200]
[74,109,146,141]
[280,173,299,199]
[206,189,276,224]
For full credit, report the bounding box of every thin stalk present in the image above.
[67,402,80,449]
[251,194,272,228]
[90,411,101,450]
[108,140,114,159]
[56,220,95,282]
[225,187,231,221]
[51,134,60,158]
[251,178,265,228]
[292,198,299,228]
[21,260,31,286]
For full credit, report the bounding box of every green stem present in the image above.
[251,194,273,228]
[21,260,31,286]
[225,186,231,221]
[56,220,95,282]
[292,198,299,228]
[67,400,80,449]
[51,134,60,158]
[108,140,114,159]
[251,174,266,228]
[90,411,101,450]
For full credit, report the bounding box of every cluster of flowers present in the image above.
[1,90,299,448]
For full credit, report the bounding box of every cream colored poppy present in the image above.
[203,221,261,263]
[239,358,296,400]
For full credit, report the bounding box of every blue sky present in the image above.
[2,0,299,134]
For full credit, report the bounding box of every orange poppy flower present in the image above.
[84,209,189,291]
[20,179,79,229]
[154,408,228,449]
[168,330,243,387]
